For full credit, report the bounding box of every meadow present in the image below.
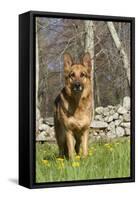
[36,137,130,183]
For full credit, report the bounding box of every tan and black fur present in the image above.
[54,53,92,159]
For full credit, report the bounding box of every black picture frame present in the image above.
[19,10,135,189]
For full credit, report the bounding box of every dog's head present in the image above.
[64,53,92,94]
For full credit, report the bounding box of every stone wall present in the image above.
[36,96,130,142]
[91,96,130,140]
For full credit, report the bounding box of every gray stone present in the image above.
[120,122,130,128]
[39,124,50,131]
[39,117,43,124]
[109,109,115,115]
[48,127,55,137]
[44,117,54,126]
[113,113,119,120]
[116,127,125,137]
[125,128,130,136]
[106,131,116,139]
[104,116,108,122]
[107,115,114,123]
[95,115,104,121]
[114,120,121,126]
[116,104,122,111]
[117,106,127,115]
[103,107,110,116]
[108,105,114,109]
[107,122,116,134]
[119,115,123,121]
[48,137,56,142]
[123,96,130,111]
[95,107,104,115]
[123,113,130,122]
[90,120,108,129]
[36,131,46,141]
[93,131,98,136]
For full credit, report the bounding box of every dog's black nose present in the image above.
[74,82,81,88]
[73,82,83,92]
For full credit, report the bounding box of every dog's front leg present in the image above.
[66,131,74,159]
[81,129,89,157]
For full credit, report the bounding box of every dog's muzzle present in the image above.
[72,82,83,92]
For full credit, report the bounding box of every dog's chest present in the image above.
[60,92,92,131]
[70,115,90,131]
[62,107,91,131]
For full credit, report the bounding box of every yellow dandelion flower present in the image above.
[72,161,80,168]
[104,143,113,149]
[42,159,49,164]
[104,143,110,147]
[75,155,80,160]
[42,159,50,167]
[88,152,93,156]
[56,158,64,162]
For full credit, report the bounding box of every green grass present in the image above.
[36,137,130,183]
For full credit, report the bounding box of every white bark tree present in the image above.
[107,22,130,86]
[84,20,95,120]
[36,18,40,133]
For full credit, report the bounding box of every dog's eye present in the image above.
[80,72,86,78]
[69,72,75,78]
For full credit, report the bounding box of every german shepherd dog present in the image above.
[54,53,92,159]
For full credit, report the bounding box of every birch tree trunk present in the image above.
[107,22,130,86]
[36,19,40,133]
[95,74,101,106]
[84,20,95,120]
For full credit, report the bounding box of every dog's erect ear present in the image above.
[83,53,92,72]
[64,53,73,73]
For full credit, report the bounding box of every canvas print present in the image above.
[35,17,131,183]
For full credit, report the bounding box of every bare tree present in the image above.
[84,20,95,120]
[36,18,40,133]
[107,22,130,86]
